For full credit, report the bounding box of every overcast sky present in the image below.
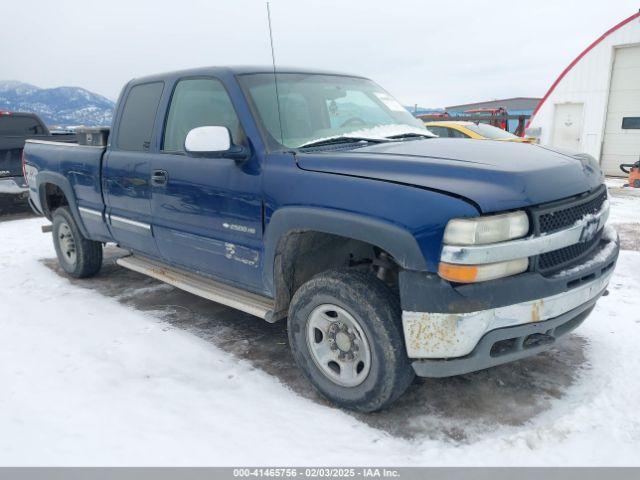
[1,0,637,107]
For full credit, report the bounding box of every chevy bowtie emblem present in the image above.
[579,218,599,243]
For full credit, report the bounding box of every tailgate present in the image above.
[0,136,27,177]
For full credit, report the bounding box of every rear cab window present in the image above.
[0,115,46,135]
[116,82,164,151]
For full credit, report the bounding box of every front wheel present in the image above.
[52,206,103,278]
[287,270,414,412]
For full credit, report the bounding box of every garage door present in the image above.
[601,44,640,176]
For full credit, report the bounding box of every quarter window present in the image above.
[117,82,164,151]
[163,78,241,153]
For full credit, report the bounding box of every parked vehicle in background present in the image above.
[0,111,75,203]
[465,107,508,129]
[23,66,618,412]
[416,111,450,121]
[425,120,536,143]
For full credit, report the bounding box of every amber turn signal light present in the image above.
[438,258,529,283]
[438,263,479,283]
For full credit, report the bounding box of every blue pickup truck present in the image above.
[23,67,619,412]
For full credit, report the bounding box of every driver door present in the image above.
[149,77,264,291]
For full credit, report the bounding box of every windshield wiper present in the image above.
[300,136,389,149]
[385,132,434,141]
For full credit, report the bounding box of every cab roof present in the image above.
[129,66,366,85]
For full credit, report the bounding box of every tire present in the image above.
[287,269,415,412]
[52,206,102,278]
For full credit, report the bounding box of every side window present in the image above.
[117,82,164,151]
[163,78,241,153]
[426,126,445,137]
[448,128,468,138]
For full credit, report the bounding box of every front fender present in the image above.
[262,207,427,294]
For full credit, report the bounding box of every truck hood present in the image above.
[296,138,603,213]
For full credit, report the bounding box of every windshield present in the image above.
[239,73,430,148]
[464,123,518,140]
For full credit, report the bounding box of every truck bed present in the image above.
[1,134,76,177]
[24,139,106,215]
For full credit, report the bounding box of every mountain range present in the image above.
[0,80,114,127]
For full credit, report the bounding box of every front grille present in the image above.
[532,185,607,275]
[538,234,601,273]
[538,187,607,234]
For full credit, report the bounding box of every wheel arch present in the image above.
[36,172,89,238]
[263,207,427,317]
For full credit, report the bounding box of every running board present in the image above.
[116,255,276,321]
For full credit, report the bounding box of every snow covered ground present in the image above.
[606,179,640,251]
[0,190,639,466]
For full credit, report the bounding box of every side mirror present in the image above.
[184,126,247,159]
[185,126,230,154]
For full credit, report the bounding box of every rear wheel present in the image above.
[52,207,102,278]
[287,269,414,412]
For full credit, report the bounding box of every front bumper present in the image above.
[411,298,597,378]
[401,225,619,377]
[0,176,28,195]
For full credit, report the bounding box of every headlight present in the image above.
[443,211,529,246]
[439,211,530,283]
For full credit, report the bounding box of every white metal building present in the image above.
[528,11,640,176]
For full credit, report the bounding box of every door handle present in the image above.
[151,169,168,186]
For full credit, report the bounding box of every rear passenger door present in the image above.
[149,77,264,291]
[103,81,163,257]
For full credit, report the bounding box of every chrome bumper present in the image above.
[410,298,596,378]
[0,177,28,195]
[403,226,618,359]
